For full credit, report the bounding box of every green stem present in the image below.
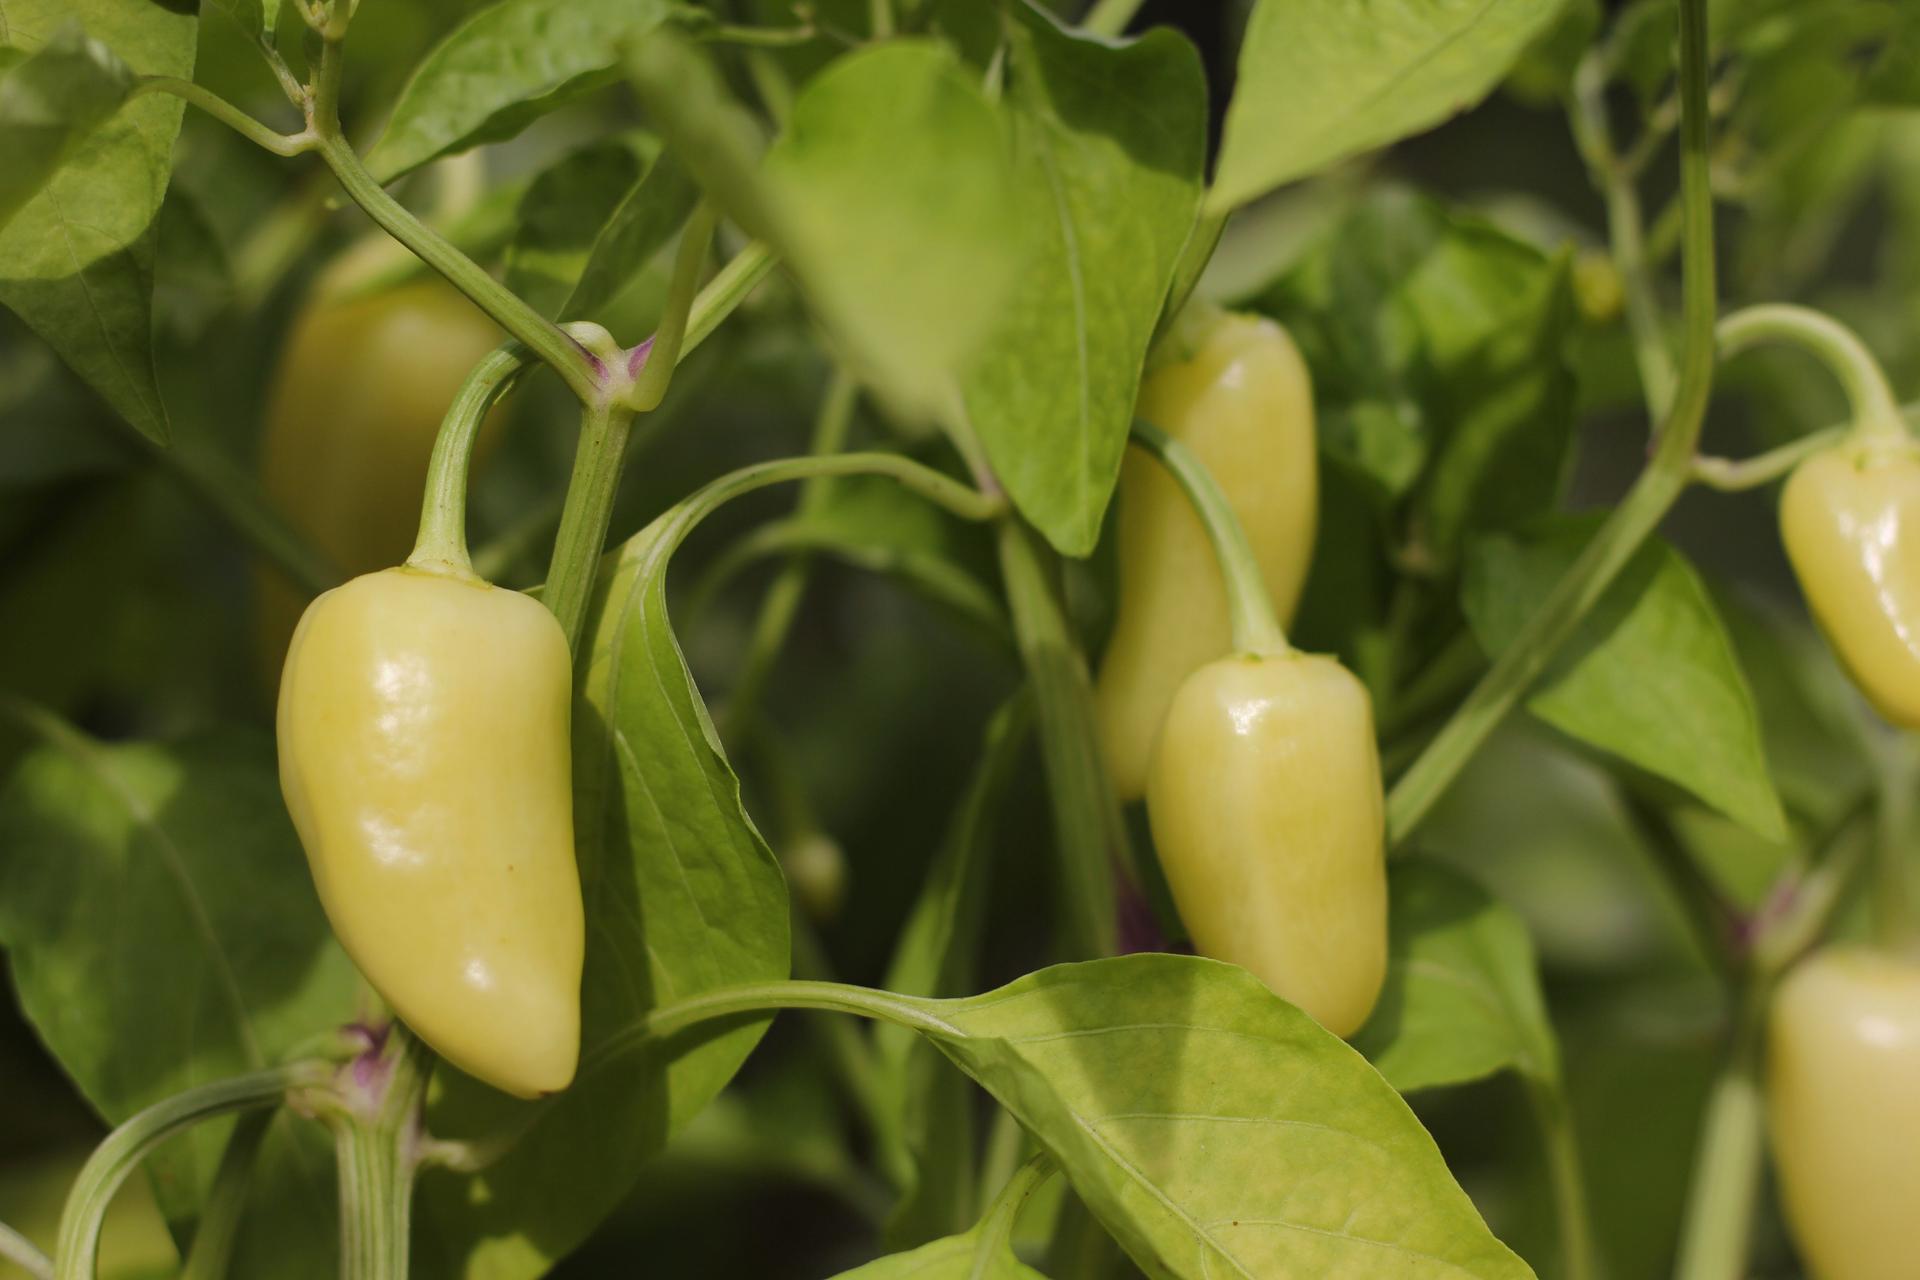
[868,0,895,38]
[1670,990,1766,1280]
[626,206,717,412]
[327,1027,434,1280]
[1716,304,1909,445]
[1570,52,1676,418]
[54,1065,327,1280]
[1690,426,1847,491]
[997,521,1123,959]
[684,241,777,358]
[1525,1079,1595,1280]
[179,1110,273,1280]
[131,77,313,156]
[1081,0,1147,37]
[721,371,859,740]
[1749,790,1875,978]
[0,1223,51,1280]
[1128,420,1287,656]
[543,401,638,651]
[1387,0,1718,849]
[406,344,529,578]
[1869,735,1920,952]
[305,41,597,403]
[977,1153,1056,1259]
[600,980,961,1065]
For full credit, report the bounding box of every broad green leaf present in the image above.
[505,138,648,318]
[762,41,1024,421]
[1354,860,1560,1094]
[1463,519,1786,841]
[0,0,196,443]
[418,492,789,1278]
[875,696,1034,1247]
[0,23,132,232]
[1209,0,1566,212]
[1259,188,1576,566]
[915,955,1535,1280]
[364,0,672,183]
[203,0,273,41]
[959,6,1207,556]
[0,719,358,1276]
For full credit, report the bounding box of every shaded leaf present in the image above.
[364,0,672,182]
[560,149,698,323]
[1210,0,1566,212]
[0,718,357,1275]
[0,0,197,443]
[960,6,1207,556]
[1463,519,1786,840]
[1354,860,1560,1094]
[505,137,648,318]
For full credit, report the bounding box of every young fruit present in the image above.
[1780,439,1920,727]
[1144,651,1387,1037]
[1096,311,1318,801]
[255,268,501,670]
[1766,946,1920,1280]
[277,566,583,1098]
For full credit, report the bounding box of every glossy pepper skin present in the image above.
[1145,652,1386,1037]
[277,567,584,1097]
[1766,947,1920,1280]
[256,271,500,668]
[1780,439,1920,726]
[1096,312,1318,801]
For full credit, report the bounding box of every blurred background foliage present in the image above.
[2,0,1917,1276]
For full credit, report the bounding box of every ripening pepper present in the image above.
[1779,438,1920,727]
[1145,651,1387,1038]
[277,566,584,1097]
[1766,947,1920,1280]
[256,261,501,671]
[1096,311,1318,801]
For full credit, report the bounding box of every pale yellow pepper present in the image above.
[1766,946,1920,1280]
[1780,439,1920,727]
[1096,311,1318,801]
[1145,651,1387,1038]
[277,565,583,1098]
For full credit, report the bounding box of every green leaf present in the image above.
[1259,188,1576,567]
[0,23,133,233]
[762,41,1025,422]
[0,0,197,444]
[833,1157,1051,1280]
[1354,860,1560,1094]
[417,499,789,1277]
[505,137,648,319]
[0,718,358,1275]
[364,0,672,183]
[559,149,698,324]
[203,0,273,41]
[917,955,1535,1280]
[1463,519,1787,841]
[959,7,1207,556]
[875,696,1034,1247]
[1209,0,1567,212]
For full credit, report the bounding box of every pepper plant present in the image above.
[2,0,1919,1278]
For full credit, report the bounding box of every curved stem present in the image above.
[592,979,960,1070]
[1387,0,1718,848]
[1717,304,1909,445]
[977,1153,1056,1259]
[54,1064,327,1280]
[1525,1079,1595,1280]
[0,1223,51,1280]
[131,78,313,156]
[1670,994,1766,1280]
[328,1026,434,1280]
[684,241,777,358]
[1690,426,1847,491]
[625,205,717,411]
[304,41,597,403]
[1127,420,1288,657]
[406,344,530,578]
[178,1109,272,1280]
